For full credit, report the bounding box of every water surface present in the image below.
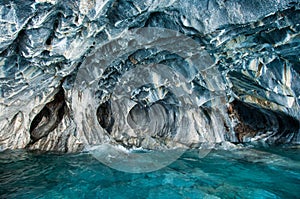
[0,146,299,198]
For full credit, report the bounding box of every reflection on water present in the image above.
[0,146,299,199]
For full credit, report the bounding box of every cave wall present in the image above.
[0,0,300,152]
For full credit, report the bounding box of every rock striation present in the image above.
[0,0,300,152]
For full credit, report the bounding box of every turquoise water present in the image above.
[0,146,299,199]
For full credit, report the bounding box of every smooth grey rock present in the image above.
[0,0,300,152]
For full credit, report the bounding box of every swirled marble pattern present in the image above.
[0,0,299,152]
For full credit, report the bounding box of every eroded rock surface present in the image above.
[0,0,300,152]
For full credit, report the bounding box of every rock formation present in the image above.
[0,0,299,152]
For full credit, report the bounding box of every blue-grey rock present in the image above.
[0,0,299,152]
